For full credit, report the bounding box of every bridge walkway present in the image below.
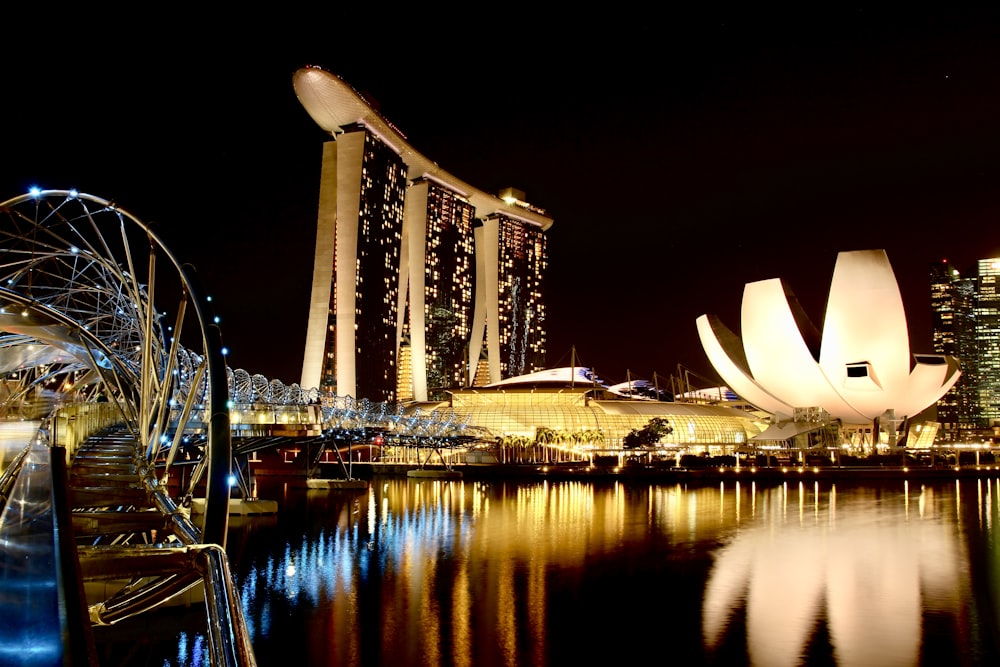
[0,190,486,665]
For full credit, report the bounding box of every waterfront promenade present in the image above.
[267,458,1000,485]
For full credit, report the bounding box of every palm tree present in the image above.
[536,427,559,463]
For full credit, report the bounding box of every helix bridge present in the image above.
[0,190,478,666]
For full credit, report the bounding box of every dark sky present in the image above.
[3,8,1000,388]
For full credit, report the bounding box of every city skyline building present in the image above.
[468,201,548,385]
[400,178,476,400]
[293,66,553,402]
[931,257,1000,440]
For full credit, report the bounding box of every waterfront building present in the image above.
[930,257,1000,441]
[401,178,476,400]
[697,249,959,452]
[469,199,548,384]
[293,66,552,402]
[409,366,767,457]
[302,127,406,404]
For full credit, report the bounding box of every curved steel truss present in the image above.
[0,190,251,664]
[0,189,485,665]
[0,189,232,529]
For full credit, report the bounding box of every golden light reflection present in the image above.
[228,477,998,665]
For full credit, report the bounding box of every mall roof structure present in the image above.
[430,367,767,448]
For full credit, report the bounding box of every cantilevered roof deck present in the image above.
[292,66,554,231]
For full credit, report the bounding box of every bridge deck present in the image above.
[0,431,97,665]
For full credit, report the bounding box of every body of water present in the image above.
[93,474,1000,666]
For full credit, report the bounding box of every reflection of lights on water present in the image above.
[703,485,967,667]
[172,631,208,666]
[230,478,996,665]
[367,486,376,542]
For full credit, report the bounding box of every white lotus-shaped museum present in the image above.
[695,249,960,426]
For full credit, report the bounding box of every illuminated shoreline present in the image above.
[254,461,1000,485]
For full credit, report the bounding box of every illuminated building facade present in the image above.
[294,66,553,402]
[976,258,1000,429]
[299,129,406,403]
[469,207,547,383]
[931,257,1000,439]
[929,260,978,438]
[410,366,767,451]
[697,250,960,448]
[400,179,475,401]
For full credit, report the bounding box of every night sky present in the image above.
[3,8,1000,389]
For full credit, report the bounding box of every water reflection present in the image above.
[703,480,976,667]
[106,476,1000,666]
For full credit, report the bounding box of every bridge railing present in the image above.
[0,428,99,664]
[50,402,125,461]
[229,403,323,427]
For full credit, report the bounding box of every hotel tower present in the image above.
[292,66,553,403]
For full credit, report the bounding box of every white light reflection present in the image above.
[703,484,968,667]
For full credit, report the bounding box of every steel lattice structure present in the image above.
[0,189,234,524]
[0,189,485,665]
[0,189,255,663]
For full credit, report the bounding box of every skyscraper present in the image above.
[400,178,476,400]
[468,203,548,383]
[293,66,553,403]
[930,257,1000,440]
